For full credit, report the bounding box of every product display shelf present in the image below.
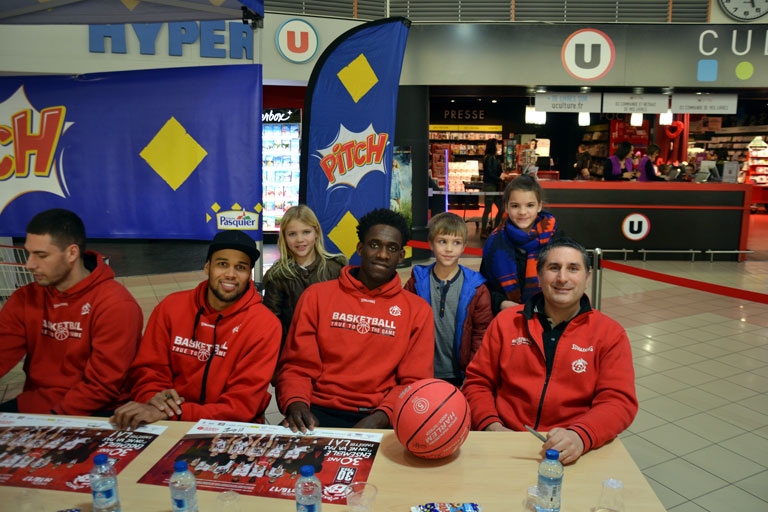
[690,125,768,163]
[746,138,768,206]
[581,123,610,158]
[580,124,609,176]
[609,119,649,156]
[429,127,502,190]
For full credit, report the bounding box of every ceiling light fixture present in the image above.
[659,110,673,125]
[630,112,643,126]
[525,105,537,124]
[580,86,591,94]
[535,86,547,94]
[578,112,591,126]
[632,87,645,95]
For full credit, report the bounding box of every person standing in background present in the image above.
[0,208,142,416]
[636,144,665,182]
[404,212,492,387]
[574,144,593,180]
[603,141,635,181]
[481,139,504,238]
[480,175,557,316]
[262,205,347,352]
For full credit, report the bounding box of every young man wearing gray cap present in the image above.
[111,230,281,430]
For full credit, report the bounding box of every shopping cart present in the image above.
[0,245,33,308]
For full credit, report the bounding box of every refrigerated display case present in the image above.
[262,108,301,232]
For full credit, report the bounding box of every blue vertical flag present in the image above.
[0,64,263,240]
[302,17,410,262]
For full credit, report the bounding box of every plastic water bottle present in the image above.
[170,460,199,512]
[535,449,564,512]
[90,453,121,512]
[295,464,323,512]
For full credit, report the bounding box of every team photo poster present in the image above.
[139,420,382,504]
[0,413,166,492]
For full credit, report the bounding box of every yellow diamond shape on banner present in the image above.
[328,211,360,260]
[121,0,140,11]
[337,54,379,103]
[140,117,208,191]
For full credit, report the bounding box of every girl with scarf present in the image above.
[480,175,557,315]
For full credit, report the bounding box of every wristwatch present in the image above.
[717,0,768,21]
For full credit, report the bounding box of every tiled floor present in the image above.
[2,216,768,511]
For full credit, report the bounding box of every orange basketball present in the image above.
[392,378,471,459]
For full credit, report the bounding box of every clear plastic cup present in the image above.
[216,490,242,512]
[345,482,378,512]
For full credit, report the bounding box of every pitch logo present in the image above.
[317,123,389,189]
[561,29,615,81]
[0,86,71,215]
[275,18,318,64]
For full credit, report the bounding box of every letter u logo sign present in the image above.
[276,19,319,64]
[287,30,308,53]
[561,29,616,81]
[574,44,601,69]
[622,213,650,241]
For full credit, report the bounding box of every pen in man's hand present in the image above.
[524,424,547,443]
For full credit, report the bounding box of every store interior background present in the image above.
[20,83,759,277]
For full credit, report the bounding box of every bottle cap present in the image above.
[174,460,188,472]
[545,449,559,460]
[299,465,315,477]
[93,453,108,465]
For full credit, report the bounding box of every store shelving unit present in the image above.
[609,119,650,156]
[581,124,610,157]
[746,136,768,207]
[690,125,768,163]
[429,126,502,190]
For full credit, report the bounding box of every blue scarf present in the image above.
[484,211,557,303]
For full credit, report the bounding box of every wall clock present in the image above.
[718,0,768,21]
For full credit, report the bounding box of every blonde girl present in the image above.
[263,205,347,347]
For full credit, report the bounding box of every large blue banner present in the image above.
[0,65,262,240]
[302,18,410,262]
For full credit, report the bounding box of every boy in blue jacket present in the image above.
[405,213,493,387]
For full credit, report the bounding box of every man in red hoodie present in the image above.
[0,208,143,415]
[276,208,434,431]
[111,230,281,430]
[463,236,638,465]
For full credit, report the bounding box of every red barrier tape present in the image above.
[600,259,768,305]
[407,240,483,257]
